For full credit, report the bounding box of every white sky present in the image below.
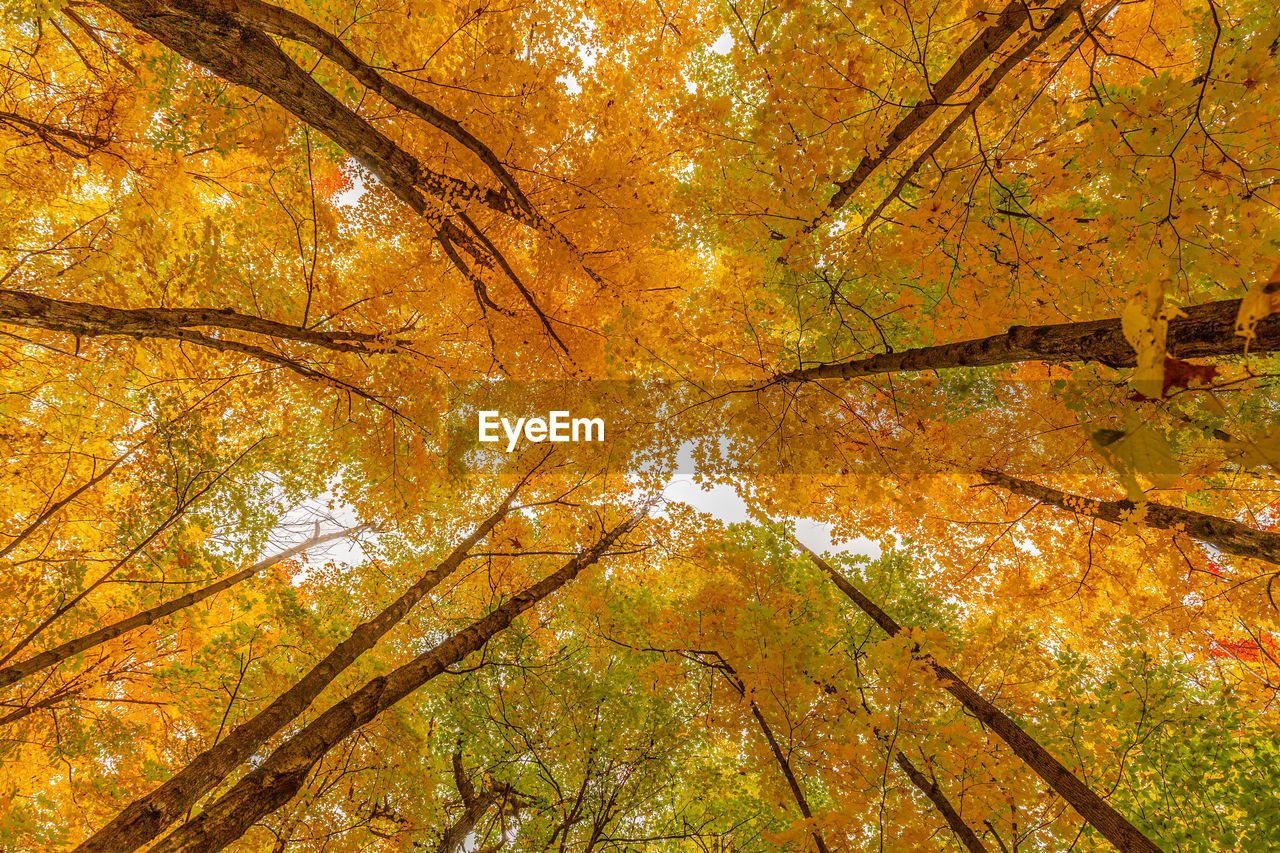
[277,441,878,578]
[661,473,880,557]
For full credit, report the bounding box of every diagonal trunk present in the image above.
[218,0,531,214]
[94,0,484,221]
[85,0,576,348]
[145,502,651,853]
[861,0,1092,234]
[799,0,1044,235]
[804,668,990,852]
[774,288,1279,382]
[893,752,991,853]
[76,476,532,853]
[712,658,832,853]
[0,289,401,353]
[0,526,364,689]
[793,539,1165,853]
[980,469,1280,567]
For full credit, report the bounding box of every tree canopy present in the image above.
[1,0,1278,850]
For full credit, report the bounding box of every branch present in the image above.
[0,288,411,420]
[797,0,1038,236]
[980,469,1280,567]
[794,538,1164,853]
[77,465,555,853]
[0,288,402,353]
[0,525,367,689]
[142,502,652,853]
[773,288,1280,382]
[0,438,268,667]
[894,752,992,853]
[90,0,595,347]
[861,0,1087,235]
[222,0,531,214]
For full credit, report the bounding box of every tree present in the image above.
[2,0,1278,849]
[794,538,1162,853]
[144,501,651,852]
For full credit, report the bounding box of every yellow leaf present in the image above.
[1235,263,1280,349]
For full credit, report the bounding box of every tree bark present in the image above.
[861,0,1088,234]
[85,0,578,344]
[145,502,651,853]
[713,659,832,853]
[437,752,502,853]
[93,0,515,223]
[894,752,991,853]
[980,469,1280,567]
[0,526,364,689]
[794,539,1165,853]
[0,289,414,408]
[0,289,401,353]
[219,0,531,214]
[774,288,1280,382]
[799,0,1041,235]
[76,479,528,853]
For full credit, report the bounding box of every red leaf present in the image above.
[1161,356,1218,396]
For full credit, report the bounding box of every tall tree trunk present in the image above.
[799,0,1043,235]
[981,469,1280,567]
[145,502,651,853]
[0,526,364,689]
[807,669,990,852]
[95,0,457,219]
[861,0,1097,235]
[77,476,532,853]
[793,539,1165,853]
[216,0,532,214]
[437,752,503,853]
[90,0,579,346]
[0,289,400,352]
[893,752,991,853]
[711,657,832,853]
[774,288,1279,382]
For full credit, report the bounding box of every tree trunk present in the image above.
[437,752,502,853]
[794,539,1165,853]
[799,0,1041,235]
[0,289,399,352]
[82,0,575,345]
[894,752,991,853]
[862,0,1092,234]
[220,0,531,214]
[145,502,651,853]
[981,469,1280,567]
[76,479,528,853]
[96,0,457,219]
[713,659,832,853]
[0,526,364,689]
[774,288,1279,382]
